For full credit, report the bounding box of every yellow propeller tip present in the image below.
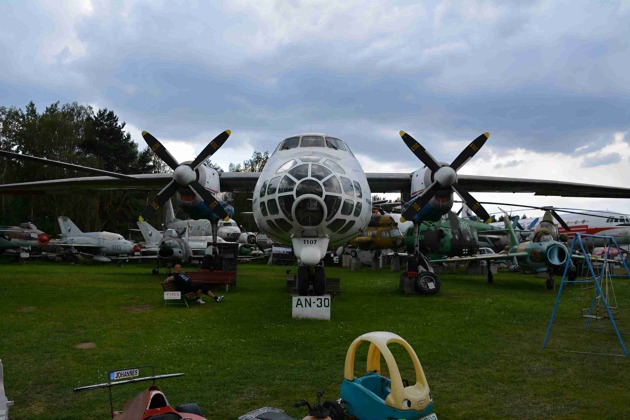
[400,216,406,223]
[226,129,231,135]
[484,132,490,138]
[399,130,406,137]
[138,216,145,222]
[485,218,493,224]
[223,216,230,221]
[141,131,148,136]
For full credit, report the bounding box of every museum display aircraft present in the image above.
[482,202,630,249]
[54,216,141,262]
[347,213,405,255]
[3,129,630,294]
[432,210,575,289]
[0,222,50,256]
[163,199,248,242]
[137,220,263,269]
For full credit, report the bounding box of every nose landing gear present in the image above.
[296,264,328,296]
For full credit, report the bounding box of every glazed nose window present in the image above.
[297,179,323,197]
[295,198,324,226]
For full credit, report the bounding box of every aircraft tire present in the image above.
[545,270,555,290]
[175,403,203,415]
[297,266,310,296]
[567,262,577,281]
[350,249,358,258]
[414,272,441,295]
[313,266,327,296]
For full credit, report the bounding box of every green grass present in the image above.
[1,260,629,419]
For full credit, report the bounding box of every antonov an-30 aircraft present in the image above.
[3,130,630,295]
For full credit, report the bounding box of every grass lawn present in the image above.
[1,260,629,419]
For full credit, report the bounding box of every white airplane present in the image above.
[524,210,630,247]
[163,199,245,242]
[137,220,262,265]
[484,202,630,248]
[55,216,140,261]
[4,130,630,294]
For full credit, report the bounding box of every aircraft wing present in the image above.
[55,243,102,248]
[0,237,19,249]
[0,174,171,194]
[1,171,629,198]
[0,172,261,194]
[431,251,528,264]
[366,173,630,198]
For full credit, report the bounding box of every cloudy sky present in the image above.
[1,0,629,217]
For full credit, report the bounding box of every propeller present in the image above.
[400,131,492,223]
[139,130,231,222]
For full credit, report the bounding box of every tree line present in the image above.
[0,101,268,236]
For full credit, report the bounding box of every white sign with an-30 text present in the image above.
[292,295,331,320]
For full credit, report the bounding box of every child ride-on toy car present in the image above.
[340,331,436,420]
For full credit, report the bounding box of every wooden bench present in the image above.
[184,270,237,292]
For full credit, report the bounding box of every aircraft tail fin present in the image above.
[164,199,178,225]
[500,209,520,248]
[137,221,163,245]
[57,216,82,237]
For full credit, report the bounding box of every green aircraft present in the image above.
[431,211,575,289]
[402,211,510,259]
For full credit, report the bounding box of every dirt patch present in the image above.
[75,342,97,350]
[123,305,151,313]
[18,306,37,312]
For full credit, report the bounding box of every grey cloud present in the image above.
[580,153,622,168]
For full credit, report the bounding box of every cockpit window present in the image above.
[260,181,267,198]
[280,137,300,151]
[289,164,309,180]
[340,177,354,196]
[267,177,280,195]
[276,159,297,173]
[311,164,332,181]
[278,176,296,194]
[297,180,323,197]
[300,136,325,147]
[353,181,363,198]
[325,137,347,151]
[323,159,345,174]
[323,176,342,194]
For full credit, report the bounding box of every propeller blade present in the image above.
[139,181,178,221]
[189,180,229,220]
[190,130,231,169]
[450,132,489,171]
[452,185,492,223]
[142,131,180,170]
[401,181,440,221]
[399,131,440,172]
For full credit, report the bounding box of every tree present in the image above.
[0,101,161,235]
[228,151,268,172]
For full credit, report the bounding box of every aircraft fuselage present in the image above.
[252,134,372,265]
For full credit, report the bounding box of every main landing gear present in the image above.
[296,264,327,296]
